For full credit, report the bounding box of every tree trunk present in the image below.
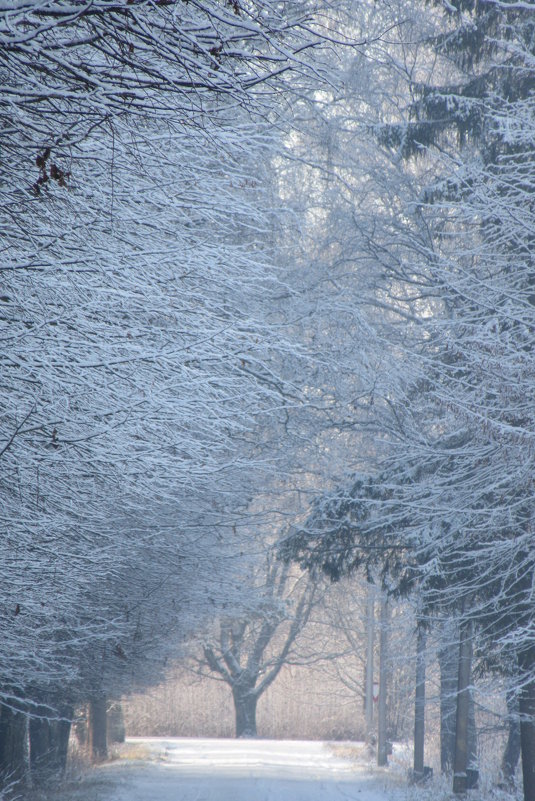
[377,595,389,767]
[413,623,426,780]
[53,705,73,776]
[28,699,72,782]
[452,618,473,794]
[467,685,478,785]
[232,687,257,738]
[519,668,535,801]
[439,624,458,773]
[107,702,126,744]
[365,584,375,744]
[0,702,27,785]
[29,716,52,781]
[501,687,520,785]
[89,697,108,762]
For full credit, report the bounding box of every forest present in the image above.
[1,0,534,799]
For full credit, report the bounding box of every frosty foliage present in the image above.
[2,0,534,788]
[0,0,354,723]
[280,0,535,714]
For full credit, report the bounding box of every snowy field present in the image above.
[94,738,396,801]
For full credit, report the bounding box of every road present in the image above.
[100,738,396,801]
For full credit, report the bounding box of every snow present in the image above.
[101,738,394,801]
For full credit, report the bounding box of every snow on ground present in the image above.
[97,737,397,801]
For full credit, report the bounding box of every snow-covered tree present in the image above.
[198,548,317,737]
[0,0,361,786]
[277,0,535,793]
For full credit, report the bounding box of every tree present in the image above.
[278,0,535,793]
[377,593,390,767]
[0,1,332,177]
[413,619,427,781]
[1,0,363,788]
[198,551,317,737]
[501,682,521,786]
[377,1,535,792]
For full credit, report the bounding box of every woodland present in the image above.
[1,0,534,799]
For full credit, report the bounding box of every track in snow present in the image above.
[101,738,393,801]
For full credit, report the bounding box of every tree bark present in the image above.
[501,687,520,785]
[519,668,535,801]
[467,685,478,785]
[232,686,257,738]
[377,595,389,767]
[107,702,126,744]
[0,702,27,785]
[55,709,72,775]
[413,623,426,780]
[29,701,72,782]
[439,624,458,773]
[89,697,108,762]
[29,716,51,780]
[365,584,375,744]
[452,618,473,794]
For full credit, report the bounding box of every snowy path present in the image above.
[101,738,394,801]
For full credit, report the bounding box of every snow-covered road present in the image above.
[101,738,394,801]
